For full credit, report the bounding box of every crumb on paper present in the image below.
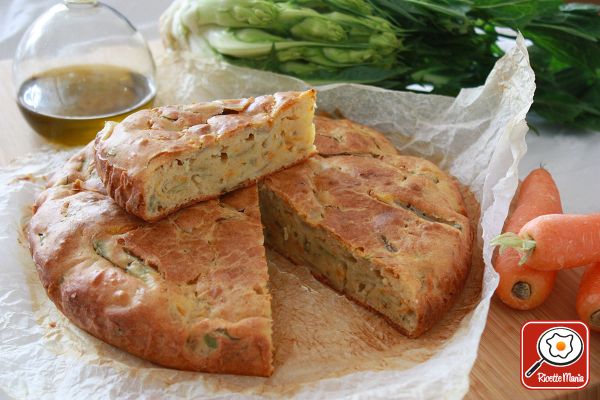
[10,173,48,185]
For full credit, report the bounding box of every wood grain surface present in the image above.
[0,51,597,399]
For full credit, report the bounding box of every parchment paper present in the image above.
[0,36,533,399]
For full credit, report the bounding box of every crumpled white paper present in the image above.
[0,36,533,399]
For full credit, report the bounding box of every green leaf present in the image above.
[471,0,562,28]
[403,0,470,19]
[290,17,347,42]
[525,29,600,71]
[284,0,375,16]
[490,232,536,266]
[204,334,218,349]
[530,64,600,131]
[525,4,600,42]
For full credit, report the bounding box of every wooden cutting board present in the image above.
[468,267,599,399]
[0,52,597,399]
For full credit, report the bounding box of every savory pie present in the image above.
[259,116,473,337]
[27,109,473,376]
[95,90,316,222]
[28,144,273,376]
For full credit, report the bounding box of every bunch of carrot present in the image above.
[491,168,600,332]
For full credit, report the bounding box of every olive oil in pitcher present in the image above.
[13,0,156,146]
[17,64,155,146]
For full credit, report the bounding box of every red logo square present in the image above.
[521,321,589,390]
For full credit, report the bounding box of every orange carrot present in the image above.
[577,262,600,332]
[493,168,562,309]
[493,214,600,271]
[502,169,563,234]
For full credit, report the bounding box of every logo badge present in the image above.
[521,321,589,389]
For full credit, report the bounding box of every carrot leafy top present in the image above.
[491,232,537,266]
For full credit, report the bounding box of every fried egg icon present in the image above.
[546,332,573,359]
[525,326,584,377]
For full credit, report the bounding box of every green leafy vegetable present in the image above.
[164,0,399,76]
[164,0,600,130]
[204,333,218,349]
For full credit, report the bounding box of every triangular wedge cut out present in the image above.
[95,90,316,222]
[28,144,273,376]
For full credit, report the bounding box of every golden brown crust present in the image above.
[28,144,273,376]
[314,115,399,157]
[261,116,473,337]
[95,90,316,222]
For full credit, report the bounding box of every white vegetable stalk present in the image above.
[161,0,400,82]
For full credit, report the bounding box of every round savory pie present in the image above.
[27,111,474,377]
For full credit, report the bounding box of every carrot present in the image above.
[495,250,557,310]
[493,214,600,271]
[493,168,562,309]
[577,262,600,332]
[502,169,563,234]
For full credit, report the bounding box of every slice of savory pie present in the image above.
[28,144,273,376]
[95,90,316,222]
[259,116,473,337]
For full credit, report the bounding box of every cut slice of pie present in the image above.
[95,90,316,222]
[28,144,273,376]
[259,116,473,337]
